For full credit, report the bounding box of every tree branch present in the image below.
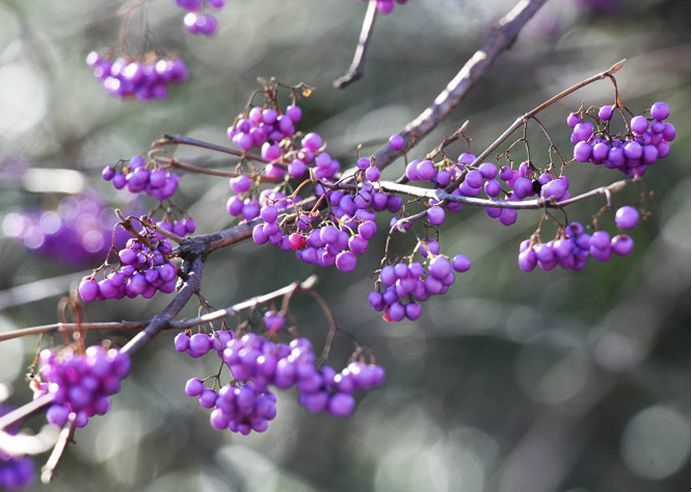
[333,0,379,89]
[40,420,75,484]
[447,58,626,190]
[378,178,630,210]
[367,0,548,170]
[120,257,204,356]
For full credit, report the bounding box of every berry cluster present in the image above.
[252,156,403,273]
[570,101,675,177]
[358,0,408,14]
[78,220,178,302]
[369,244,471,321]
[408,153,572,228]
[157,216,197,237]
[517,205,639,272]
[175,330,385,434]
[86,52,188,101]
[175,0,225,36]
[102,156,180,201]
[30,346,130,429]
[0,406,35,490]
[2,195,130,267]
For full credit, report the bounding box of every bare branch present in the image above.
[333,0,378,89]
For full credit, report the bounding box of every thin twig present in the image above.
[154,134,267,164]
[333,0,378,89]
[160,157,282,182]
[172,275,318,330]
[40,420,75,484]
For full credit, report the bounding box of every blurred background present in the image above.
[0,0,689,490]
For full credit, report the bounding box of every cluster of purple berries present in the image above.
[518,205,639,272]
[358,0,408,14]
[369,244,471,322]
[252,157,402,272]
[31,346,130,429]
[86,52,188,101]
[78,221,178,302]
[175,330,385,434]
[570,101,675,177]
[0,406,35,490]
[102,156,180,201]
[156,216,197,237]
[2,195,130,267]
[175,0,224,36]
[407,153,570,228]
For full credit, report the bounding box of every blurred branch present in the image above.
[0,271,88,310]
[40,419,75,484]
[0,276,318,341]
[333,0,378,89]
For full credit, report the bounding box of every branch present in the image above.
[40,420,75,484]
[378,178,630,210]
[175,0,547,258]
[333,0,378,89]
[172,275,318,329]
[0,271,88,310]
[160,156,282,182]
[0,394,55,432]
[0,276,319,342]
[448,58,626,190]
[120,257,204,356]
[154,134,267,164]
[367,0,548,170]
[0,321,148,343]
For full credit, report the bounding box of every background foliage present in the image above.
[0,0,689,490]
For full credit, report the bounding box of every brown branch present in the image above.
[120,257,204,356]
[367,0,548,171]
[160,156,282,182]
[154,134,267,164]
[333,0,378,89]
